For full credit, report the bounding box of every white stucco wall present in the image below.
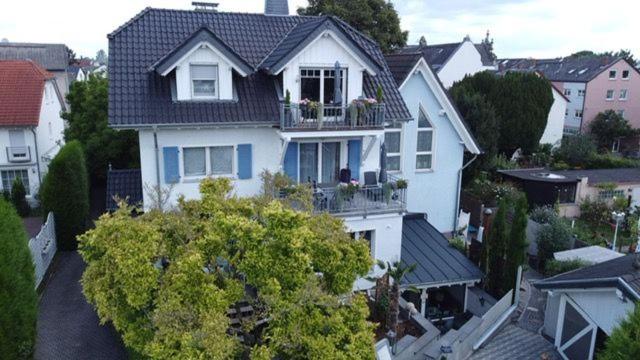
[396,61,465,233]
[555,81,586,130]
[567,290,635,335]
[175,46,235,101]
[437,41,487,88]
[539,87,568,146]
[281,30,366,103]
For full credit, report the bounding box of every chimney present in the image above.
[192,2,218,12]
[265,0,289,15]
[419,36,427,48]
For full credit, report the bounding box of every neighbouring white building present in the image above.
[395,36,497,88]
[0,60,66,202]
[107,1,483,303]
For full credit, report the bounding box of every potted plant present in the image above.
[395,179,408,190]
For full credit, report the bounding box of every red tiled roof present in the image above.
[0,60,54,126]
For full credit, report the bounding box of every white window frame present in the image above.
[299,67,348,104]
[1,169,30,195]
[622,70,630,80]
[606,89,615,101]
[619,89,628,101]
[416,105,435,172]
[385,123,403,173]
[295,140,346,184]
[609,69,617,80]
[181,144,236,181]
[190,63,219,100]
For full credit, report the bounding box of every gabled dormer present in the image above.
[149,27,254,102]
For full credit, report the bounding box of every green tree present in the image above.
[63,75,139,183]
[505,195,528,293]
[537,218,572,272]
[486,198,509,296]
[599,303,640,360]
[376,261,416,335]
[40,141,89,250]
[79,178,374,359]
[10,178,29,217]
[298,0,408,53]
[553,134,597,168]
[0,199,37,358]
[589,110,636,151]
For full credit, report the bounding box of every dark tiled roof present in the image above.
[0,42,69,71]
[384,52,422,86]
[474,43,495,67]
[106,169,143,211]
[468,324,559,360]
[108,8,411,127]
[0,60,53,126]
[535,254,640,300]
[500,168,640,185]
[401,214,483,287]
[396,42,461,70]
[498,56,629,83]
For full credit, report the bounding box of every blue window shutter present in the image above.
[283,142,298,181]
[237,144,252,179]
[163,147,180,184]
[348,139,362,181]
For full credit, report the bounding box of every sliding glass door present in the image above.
[299,143,318,183]
[321,142,341,184]
[298,142,341,185]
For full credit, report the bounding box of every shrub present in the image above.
[580,197,610,226]
[2,190,10,201]
[537,218,573,271]
[599,303,640,360]
[545,259,590,276]
[590,110,636,151]
[449,236,467,255]
[40,141,89,250]
[553,134,597,168]
[10,178,30,217]
[0,199,37,358]
[586,152,640,169]
[530,206,557,224]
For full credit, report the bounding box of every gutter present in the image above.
[153,126,160,188]
[453,152,478,232]
[30,127,42,189]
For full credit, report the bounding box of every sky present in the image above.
[0,0,637,59]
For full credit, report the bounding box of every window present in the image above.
[385,122,402,172]
[298,142,342,184]
[575,110,583,118]
[622,70,630,80]
[190,64,218,98]
[564,88,572,96]
[416,109,434,170]
[183,147,206,176]
[300,68,347,105]
[351,230,374,257]
[620,89,628,100]
[578,90,586,97]
[1,169,29,195]
[556,183,576,204]
[599,189,625,200]
[609,70,617,79]
[606,89,614,100]
[618,109,625,117]
[210,146,233,175]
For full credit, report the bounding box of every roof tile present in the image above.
[0,60,53,127]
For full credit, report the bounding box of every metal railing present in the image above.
[280,103,385,131]
[6,146,31,162]
[277,174,406,216]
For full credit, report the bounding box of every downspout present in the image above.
[453,150,478,232]
[30,127,42,189]
[153,126,161,187]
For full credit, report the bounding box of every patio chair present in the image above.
[363,171,382,202]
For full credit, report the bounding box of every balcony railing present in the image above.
[6,146,31,163]
[277,174,407,216]
[280,102,385,131]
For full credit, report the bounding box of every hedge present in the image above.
[11,178,30,217]
[0,198,37,358]
[40,140,89,250]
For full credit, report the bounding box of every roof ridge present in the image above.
[108,7,152,39]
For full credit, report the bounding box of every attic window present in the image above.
[568,69,575,74]
[190,64,218,98]
[578,68,588,75]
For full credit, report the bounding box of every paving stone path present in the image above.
[35,251,127,360]
[516,269,546,333]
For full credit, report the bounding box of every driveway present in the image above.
[35,251,128,360]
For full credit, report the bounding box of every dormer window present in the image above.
[190,64,218,99]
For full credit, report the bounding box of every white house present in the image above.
[395,36,497,88]
[0,60,66,201]
[536,254,640,360]
[107,2,483,298]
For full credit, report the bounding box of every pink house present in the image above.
[500,56,640,134]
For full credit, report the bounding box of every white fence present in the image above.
[29,212,57,288]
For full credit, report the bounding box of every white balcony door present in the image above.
[300,68,347,105]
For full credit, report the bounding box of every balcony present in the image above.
[280,102,385,131]
[6,146,31,163]
[277,174,407,216]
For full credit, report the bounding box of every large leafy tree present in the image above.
[298,0,408,53]
[63,75,139,183]
[600,303,640,360]
[79,178,374,359]
[589,110,636,151]
[572,49,636,65]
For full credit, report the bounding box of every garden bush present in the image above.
[545,259,590,276]
[40,140,89,250]
[580,197,611,226]
[529,206,557,224]
[586,152,640,169]
[553,134,597,168]
[0,198,37,358]
[11,178,30,217]
[537,218,573,271]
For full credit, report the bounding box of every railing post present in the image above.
[280,103,285,130]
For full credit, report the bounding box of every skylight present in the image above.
[579,68,588,74]
[568,69,575,74]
